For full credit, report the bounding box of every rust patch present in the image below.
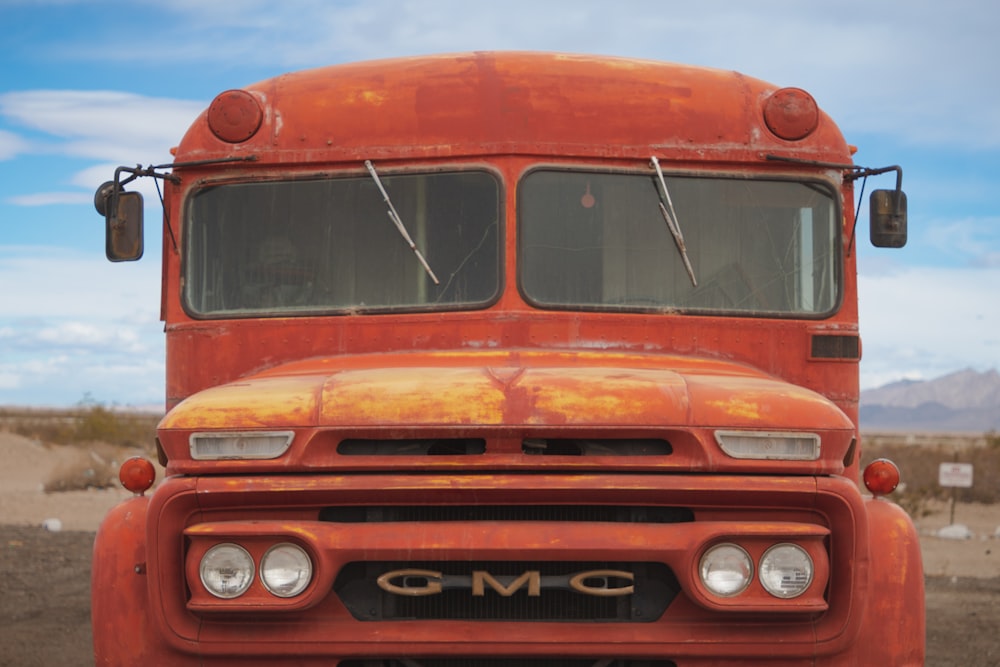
[707,398,762,421]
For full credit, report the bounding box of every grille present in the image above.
[339,661,676,667]
[334,438,671,456]
[811,334,860,359]
[338,439,487,455]
[522,438,672,456]
[319,506,694,524]
[335,561,678,622]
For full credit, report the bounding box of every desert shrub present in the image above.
[1,403,160,493]
[0,402,159,452]
[42,442,128,492]
[861,434,1000,515]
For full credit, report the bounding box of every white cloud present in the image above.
[7,192,91,206]
[0,128,29,160]
[921,215,1000,268]
[0,90,202,164]
[0,245,160,318]
[0,91,203,209]
[0,372,19,390]
[858,265,1000,388]
[0,246,164,406]
[0,351,165,408]
[82,0,997,150]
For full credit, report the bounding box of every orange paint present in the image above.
[92,52,921,665]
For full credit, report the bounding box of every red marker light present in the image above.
[119,456,156,495]
[763,87,819,141]
[207,89,263,143]
[863,458,900,497]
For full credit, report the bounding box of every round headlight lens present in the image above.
[260,543,313,598]
[699,543,753,597]
[200,543,254,599]
[759,543,814,598]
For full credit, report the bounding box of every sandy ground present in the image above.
[0,433,134,532]
[916,499,1000,578]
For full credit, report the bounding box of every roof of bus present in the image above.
[175,51,851,166]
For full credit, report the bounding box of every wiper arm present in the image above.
[364,160,440,284]
[650,156,697,287]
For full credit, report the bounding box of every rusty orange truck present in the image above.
[91,52,923,666]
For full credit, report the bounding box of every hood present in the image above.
[160,349,852,433]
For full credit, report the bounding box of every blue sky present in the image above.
[1,0,998,408]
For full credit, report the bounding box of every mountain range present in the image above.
[860,368,1000,433]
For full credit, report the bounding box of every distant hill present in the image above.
[860,368,1000,433]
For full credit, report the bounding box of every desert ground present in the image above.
[1,430,998,666]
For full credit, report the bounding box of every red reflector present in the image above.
[863,458,900,497]
[763,87,819,141]
[207,89,263,143]
[119,456,156,495]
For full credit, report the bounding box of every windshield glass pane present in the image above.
[519,171,839,316]
[185,170,500,317]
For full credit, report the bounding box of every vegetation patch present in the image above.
[862,432,1000,517]
[0,404,160,492]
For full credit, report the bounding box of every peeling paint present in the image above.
[707,397,762,421]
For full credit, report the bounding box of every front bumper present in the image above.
[144,473,868,663]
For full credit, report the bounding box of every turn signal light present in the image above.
[207,89,263,143]
[763,87,819,141]
[190,431,294,460]
[863,458,900,497]
[119,456,156,495]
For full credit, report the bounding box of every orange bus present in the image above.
[92,52,922,666]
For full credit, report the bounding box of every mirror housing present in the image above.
[869,189,907,248]
[95,181,144,262]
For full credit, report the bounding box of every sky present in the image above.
[1,0,998,408]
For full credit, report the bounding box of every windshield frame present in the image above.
[179,165,505,320]
[516,165,844,320]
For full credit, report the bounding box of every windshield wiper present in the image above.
[650,156,697,287]
[364,160,440,284]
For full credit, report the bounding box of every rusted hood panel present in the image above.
[160,350,851,432]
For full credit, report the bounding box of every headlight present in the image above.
[759,543,813,598]
[260,543,313,598]
[714,430,820,461]
[190,431,294,460]
[200,543,254,599]
[699,543,753,597]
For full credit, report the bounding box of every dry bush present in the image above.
[1,403,160,494]
[42,442,135,492]
[861,433,1000,518]
[0,403,159,452]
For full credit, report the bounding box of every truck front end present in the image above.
[92,52,923,666]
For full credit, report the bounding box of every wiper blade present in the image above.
[650,156,697,287]
[364,160,440,284]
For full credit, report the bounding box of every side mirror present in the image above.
[869,189,907,248]
[95,181,144,261]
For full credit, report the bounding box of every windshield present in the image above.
[519,170,839,316]
[184,170,500,317]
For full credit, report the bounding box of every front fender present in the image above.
[854,497,925,665]
[92,494,191,666]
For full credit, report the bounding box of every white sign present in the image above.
[939,462,974,488]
